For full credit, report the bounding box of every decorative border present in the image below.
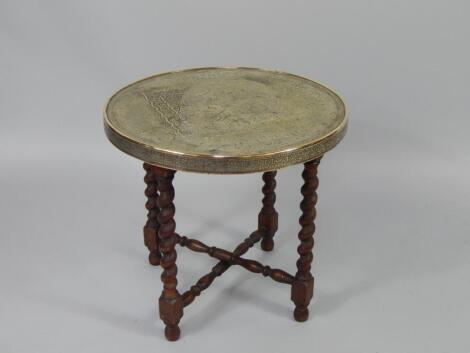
[103,67,348,174]
[104,119,347,174]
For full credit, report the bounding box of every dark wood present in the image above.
[153,166,183,341]
[177,234,294,286]
[143,163,161,266]
[181,231,263,307]
[139,159,327,341]
[258,171,278,251]
[291,157,322,322]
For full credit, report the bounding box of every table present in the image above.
[103,67,347,341]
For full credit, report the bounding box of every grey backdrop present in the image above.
[1,1,469,352]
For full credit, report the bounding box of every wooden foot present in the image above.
[165,324,181,341]
[154,166,183,341]
[138,159,325,337]
[291,157,321,322]
[258,171,278,251]
[143,163,161,266]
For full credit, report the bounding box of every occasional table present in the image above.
[103,67,347,341]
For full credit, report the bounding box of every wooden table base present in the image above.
[142,157,322,341]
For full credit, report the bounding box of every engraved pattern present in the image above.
[104,68,347,173]
[105,121,345,173]
[141,89,186,135]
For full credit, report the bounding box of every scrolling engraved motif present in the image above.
[141,89,186,136]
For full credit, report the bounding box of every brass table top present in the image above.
[104,67,347,174]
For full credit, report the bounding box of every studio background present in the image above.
[1,1,469,352]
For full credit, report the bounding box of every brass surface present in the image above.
[104,67,347,173]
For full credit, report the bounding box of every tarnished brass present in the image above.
[104,67,347,173]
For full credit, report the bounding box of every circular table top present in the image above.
[104,67,347,174]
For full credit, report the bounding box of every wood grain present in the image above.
[291,157,322,322]
[143,163,161,266]
[258,171,278,251]
[153,166,182,341]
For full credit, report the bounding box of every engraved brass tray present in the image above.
[104,67,347,173]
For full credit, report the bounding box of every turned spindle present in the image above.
[154,166,183,341]
[291,157,322,322]
[143,163,161,266]
[258,171,278,251]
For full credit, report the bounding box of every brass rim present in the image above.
[103,67,347,173]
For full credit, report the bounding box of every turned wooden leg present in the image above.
[291,157,321,322]
[143,163,161,266]
[154,166,183,341]
[258,171,278,251]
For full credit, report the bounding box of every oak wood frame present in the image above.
[142,157,322,341]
